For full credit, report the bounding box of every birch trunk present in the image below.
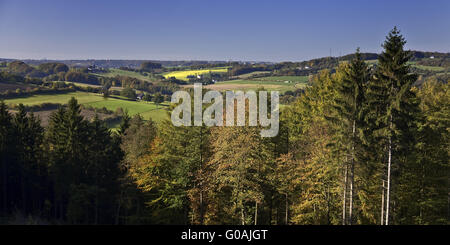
[342,163,348,225]
[381,180,384,225]
[348,119,356,225]
[385,120,392,225]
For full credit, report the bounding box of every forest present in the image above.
[0,28,448,225]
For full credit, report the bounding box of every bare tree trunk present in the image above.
[241,205,245,225]
[349,162,354,225]
[254,202,258,225]
[285,193,289,225]
[199,192,203,225]
[381,180,385,225]
[348,120,356,225]
[385,131,392,225]
[342,163,348,225]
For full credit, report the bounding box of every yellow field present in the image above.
[163,68,228,81]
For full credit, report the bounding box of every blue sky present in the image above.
[0,0,449,61]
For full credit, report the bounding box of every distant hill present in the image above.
[340,51,449,61]
[1,51,448,69]
[0,59,232,69]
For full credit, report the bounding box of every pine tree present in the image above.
[47,97,90,221]
[364,27,419,225]
[118,110,131,136]
[0,101,14,214]
[327,50,369,224]
[13,104,45,215]
[397,80,449,224]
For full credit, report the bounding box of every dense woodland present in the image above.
[0,28,448,225]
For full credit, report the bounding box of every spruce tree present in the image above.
[328,49,369,224]
[0,101,14,214]
[364,27,419,225]
[13,104,44,214]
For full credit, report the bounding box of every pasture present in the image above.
[4,91,168,122]
[96,68,154,82]
[191,76,309,92]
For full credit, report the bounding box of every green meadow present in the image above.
[412,64,446,72]
[4,91,168,122]
[258,75,309,83]
[210,76,309,92]
[96,68,154,82]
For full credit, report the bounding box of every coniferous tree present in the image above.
[0,101,14,214]
[364,27,419,225]
[47,98,90,220]
[327,50,369,224]
[13,104,45,215]
[399,80,449,224]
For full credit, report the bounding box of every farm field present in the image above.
[95,68,154,82]
[412,64,446,72]
[369,60,446,72]
[186,76,309,92]
[163,67,229,80]
[63,81,126,91]
[4,92,105,105]
[232,71,271,79]
[83,98,168,121]
[258,75,309,83]
[4,91,168,122]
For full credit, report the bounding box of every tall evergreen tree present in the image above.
[13,104,45,215]
[0,101,14,214]
[364,27,419,225]
[327,50,369,224]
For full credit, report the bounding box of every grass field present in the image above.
[196,76,309,92]
[412,64,446,72]
[365,60,378,65]
[96,68,154,82]
[233,71,271,79]
[368,60,446,72]
[4,91,168,122]
[63,81,126,92]
[4,92,105,105]
[258,76,309,83]
[163,68,229,80]
[84,98,168,121]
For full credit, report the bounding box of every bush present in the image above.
[120,87,137,100]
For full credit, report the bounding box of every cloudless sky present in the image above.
[0,0,449,61]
